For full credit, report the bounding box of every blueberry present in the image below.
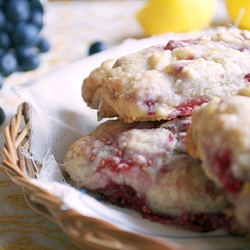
[80,188,87,194]
[30,9,43,29]
[3,21,14,35]
[29,0,44,13]
[18,53,40,71]
[88,41,107,56]
[35,37,50,53]
[0,30,10,49]
[0,9,6,28]
[0,51,17,76]
[0,0,50,75]
[15,44,33,59]
[0,72,3,89]
[0,1,5,8]
[12,22,39,45]
[0,48,5,57]
[0,107,5,126]
[5,0,31,22]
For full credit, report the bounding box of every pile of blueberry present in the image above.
[0,0,50,87]
[0,0,51,126]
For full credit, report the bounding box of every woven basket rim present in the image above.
[1,102,190,250]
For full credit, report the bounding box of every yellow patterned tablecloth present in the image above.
[0,1,231,249]
[0,1,146,249]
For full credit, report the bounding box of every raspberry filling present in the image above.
[210,149,243,197]
[164,34,250,55]
[93,183,234,233]
[145,99,156,115]
[164,38,203,51]
[244,73,250,82]
[144,97,209,118]
[167,98,210,119]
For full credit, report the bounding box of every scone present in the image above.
[83,30,250,123]
[82,58,116,115]
[63,118,237,233]
[187,88,250,231]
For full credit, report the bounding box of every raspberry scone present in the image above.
[83,30,250,123]
[186,90,250,232]
[82,58,117,117]
[63,118,239,233]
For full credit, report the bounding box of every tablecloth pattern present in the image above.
[0,1,231,249]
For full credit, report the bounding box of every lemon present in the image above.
[136,0,216,35]
[225,0,250,30]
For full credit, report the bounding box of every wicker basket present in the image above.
[1,102,187,250]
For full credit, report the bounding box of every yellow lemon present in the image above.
[225,0,250,29]
[136,0,216,35]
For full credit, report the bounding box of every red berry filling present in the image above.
[244,73,250,82]
[164,38,203,51]
[240,32,250,40]
[144,99,156,115]
[93,183,234,233]
[167,98,210,119]
[210,149,243,197]
[187,55,195,60]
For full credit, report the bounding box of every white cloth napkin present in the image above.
[13,28,250,250]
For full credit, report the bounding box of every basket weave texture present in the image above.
[1,102,186,250]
